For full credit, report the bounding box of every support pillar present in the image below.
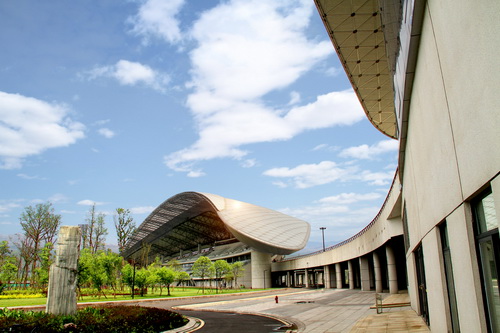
[251,250,271,288]
[335,263,342,288]
[294,271,297,287]
[324,265,331,288]
[286,271,291,287]
[348,260,354,289]
[46,226,81,315]
[305,269,309,288]
[360,257,370,291]
[386,245,398,294]
[373,252,383,293]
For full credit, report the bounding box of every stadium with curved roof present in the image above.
[122,191,310,288]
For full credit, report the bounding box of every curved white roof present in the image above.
[201,193,311,254]
[122,192,310,259]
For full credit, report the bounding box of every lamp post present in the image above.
[320,227,326,252]
[131,261,140,299]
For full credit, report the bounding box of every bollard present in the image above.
[375,293,383,314]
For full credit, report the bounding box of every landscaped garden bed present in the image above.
[0,305,188,332]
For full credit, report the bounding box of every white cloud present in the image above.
[318,192,382,204]
[130,206,155,214]
[288,91,301,105]
[94,119,110,126]
[325,66,343,77]
[166,90,363,173]
[241,159,257,168]
[17,173,47,180]
[129,0,185,44]
[263,161,358,189]
[340,139,399,159]
[264,161,396,188]
[48,193,68,203]
[0,91,85,169]
[358,170,394,186]
[164,0,365,175]
[0,201,21,213]
[77,200,105,206]
[98,128,115,138]
[312,143,340,152]
[187,170,205,178]
[86,60,169,92]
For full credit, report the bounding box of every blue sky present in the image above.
[0,0,398,253]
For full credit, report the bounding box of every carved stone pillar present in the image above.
[46,226,81,315]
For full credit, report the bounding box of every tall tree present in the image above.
[0,241,17,292]
[19,202,61,276]
[114,208,136,253]
[156,267,176,296]
[213,260,231,292]
[231,261,245,288]
[192,256,213,294]
[139,242,152,266]
[82,204,108,254]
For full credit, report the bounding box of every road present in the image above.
[137,289,299,332]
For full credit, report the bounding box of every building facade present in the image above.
[272,0,500,332]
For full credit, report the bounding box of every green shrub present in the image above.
[0,305,188,332]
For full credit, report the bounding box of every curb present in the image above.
[173,307,301,332]
[162,316,205,333]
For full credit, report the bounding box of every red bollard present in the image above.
[275,296,279,303]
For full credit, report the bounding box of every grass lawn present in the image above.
[0,287,269,308]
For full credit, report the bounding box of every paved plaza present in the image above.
[173,289,430,332]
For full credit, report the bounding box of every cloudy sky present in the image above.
[0,0,398,253]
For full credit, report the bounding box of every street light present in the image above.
[320,227,326,252]
[130,261,140,299]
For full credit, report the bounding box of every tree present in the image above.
[176,271,191,291]
[231,262,245,288]
[191,256,213,294]
[79,249,107,298]
[139,242,152,266]
[157,267,176,296]
[166,259,181,272]
[134,268,149,296]
[19,202,61,276]
[32,242,53,292]
[0,241,17,293]
[213,260,231,292]
[121,263,134,292]
[114,208,136,253]
[98,250,123,297]
[82,204,108,254]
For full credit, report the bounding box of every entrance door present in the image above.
[415,245,430,325]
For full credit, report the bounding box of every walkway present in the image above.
[173,289,429,333]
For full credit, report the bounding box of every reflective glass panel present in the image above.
[479,239,500,332]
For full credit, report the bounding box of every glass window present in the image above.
[473,189,500,332]
[476,192,498,233]
[440,222,460,332]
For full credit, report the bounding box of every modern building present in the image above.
[121,191,310,288]
[124,0,499,331]
[273,0,499,332]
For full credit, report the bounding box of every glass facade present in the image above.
[473,190,500,332]
[440,222,460,332]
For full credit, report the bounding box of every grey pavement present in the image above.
[172,288,424,333]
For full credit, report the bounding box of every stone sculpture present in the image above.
[46,226,81,315]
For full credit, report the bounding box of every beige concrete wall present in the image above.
[427,0,500,199]
[402,0,500,252]
[251,251,271,288]
[400,0,500,331]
